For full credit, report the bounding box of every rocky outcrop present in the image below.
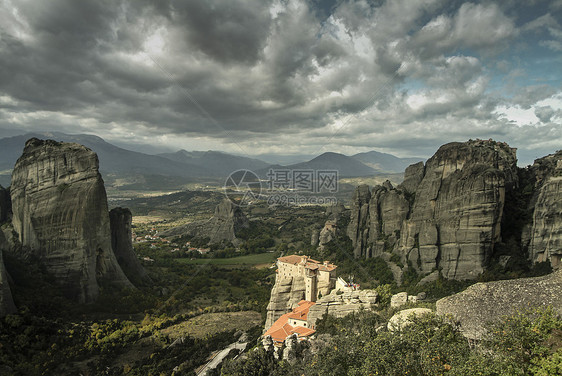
[109,208,151,285]
[346,185,371,258]
[0,185,10,223]
[400,161,424,194]
[436,270,562,340]
[318,220,337,251]
[161,199,249,245]
[399,140,517,279]
[307,289,378,327]
[347,140,518,280]
[346,181,410,259]
[523,151,562,268]
[265,274,306,329]
[387,308,433,331]
[10,138,132,303]
[208,199,249,244]
[0,248,16,317]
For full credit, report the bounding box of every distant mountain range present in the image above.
[0,132,424,188]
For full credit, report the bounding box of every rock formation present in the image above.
[523,151,562,268]
[347,140,519,280]
[387,308,433,331]
[347,184,371,258]
[10,138,132,303]
[265,274,307,329]
[208,199,249,244]
[0,248,16,317]
[160,198,249,245]
[109,207,151,285]
[436,270,562,340]
[307,288,378,327]
[0,185,10,223]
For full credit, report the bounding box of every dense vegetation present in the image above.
[222,307,562,376]
[1,239,272,375]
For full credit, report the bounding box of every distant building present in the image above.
[276,255,337,302]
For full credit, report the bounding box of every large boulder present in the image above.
[436,270,562,340]
[10,138,132,303]
[109,207,151,285]
[388,308,433,331]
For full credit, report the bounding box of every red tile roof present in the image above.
[264,300,316,343]
[287,300,315,321]
[277,255,337,272]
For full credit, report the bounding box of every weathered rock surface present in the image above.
[0,248,16,317]
[109,207,151,285]
[347,140,518,280]
[265,274,307,329]
[317,220,337,251]
[388,308,433,331]
[347,184,371,258]
[10,138,132,303]
[325,202,346,219]
[208,199,249,244]
[436,270,562,340]
[307,289,378,327]
[524,151,562,268]
[346,181,411,260]
[161,199,249,245]
[0,185,10,223]
[399,161,424,194]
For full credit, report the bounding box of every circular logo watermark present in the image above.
[224,169,262,206]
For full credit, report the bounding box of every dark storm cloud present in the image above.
[0,0,559,159]
[172,0,273,64]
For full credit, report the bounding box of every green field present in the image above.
[175,252,277,266]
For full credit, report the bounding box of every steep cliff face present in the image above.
[0,248,16,317]
[307,289,378,327]
[400,141,517,279]
[524,151,562,268]
[208,199,249,244]
[347,140,518,280]
[346,184,371,258]
[265,274,306,329]
[160,199,249,245]
[0,185,10,223]
[109,207,151,285]
[10,138,132,303]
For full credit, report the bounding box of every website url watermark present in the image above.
[267,194,337,206]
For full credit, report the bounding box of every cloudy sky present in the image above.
[0,0,560,164]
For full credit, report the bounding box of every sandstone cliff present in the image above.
[161,198,249,245]
[0,185,10,223]
[109,207,151,285]
[307,288,378,327]
[436,270,562,340]
[523,151,562,268]
[347,140,518,280]
[265,273,306,329]
[10,138,132,303]
[0,248,16,317]
[208,199,249,244]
